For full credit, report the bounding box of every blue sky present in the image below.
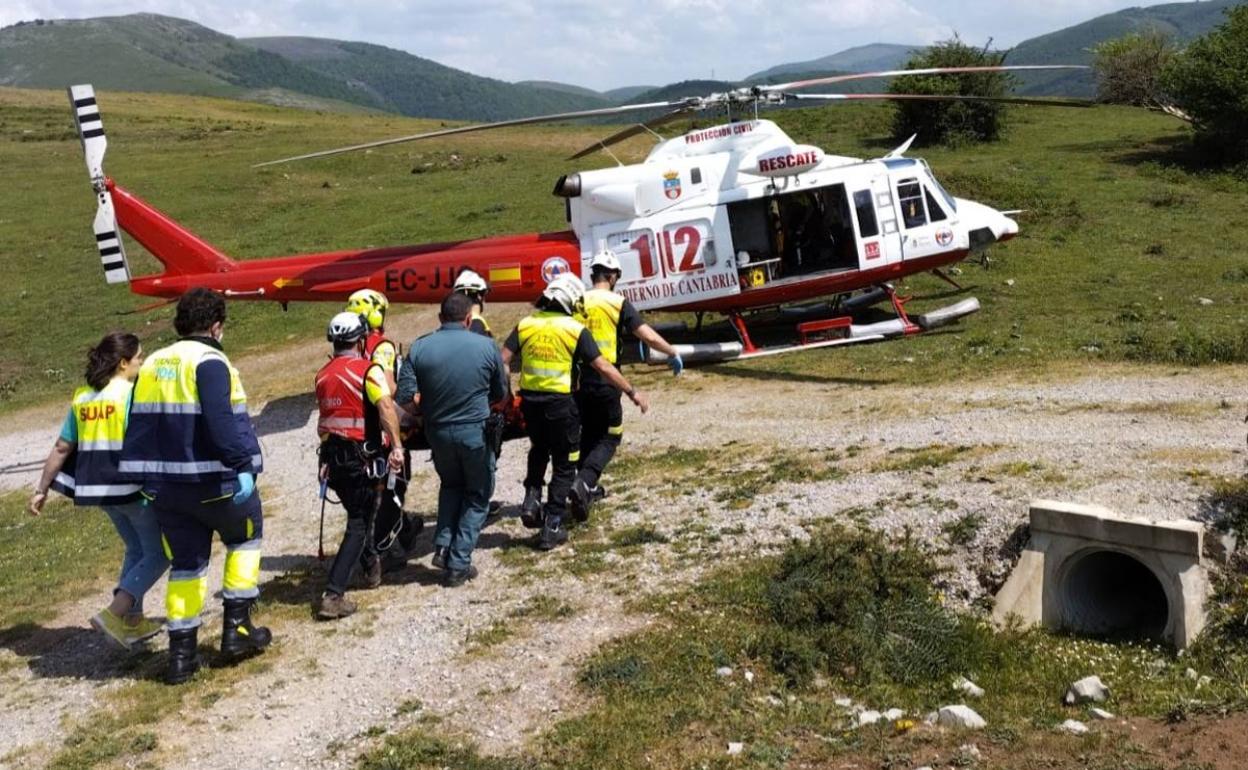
[0,0,1187,90]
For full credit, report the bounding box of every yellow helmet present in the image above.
[346,289,389,330]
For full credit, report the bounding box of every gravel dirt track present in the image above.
[1,321,1244,767]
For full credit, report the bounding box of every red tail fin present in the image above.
[107,180,236,275]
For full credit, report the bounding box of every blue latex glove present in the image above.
[668,353,684,377]
[232,472,256,505]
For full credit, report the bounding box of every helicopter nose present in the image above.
[956,199,1019,245]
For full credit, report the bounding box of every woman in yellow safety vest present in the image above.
[28,331,170,649]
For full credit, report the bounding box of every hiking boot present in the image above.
[316,592,357,620]
[431,546,448,570]
[538,516,568,551]
[443,564,478,588]
[355,556,383,589]
[220,598,272,659]
[569,477,592,523]
[591,484,607,502]
[381,544,412,574]
[165,627,201,685]
[520,486,544,529]
[89,607,132,650]
[123,616,164,647]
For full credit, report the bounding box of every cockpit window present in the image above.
[897,179,926,229]
[925,188,947,222]
[922,161,958,213]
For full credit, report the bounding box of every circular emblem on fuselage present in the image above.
[935,227,955,247]
[541,256,571,284]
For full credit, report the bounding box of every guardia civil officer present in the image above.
[570,250,683,520]
[315,313,406,619]
[397,293,509,585]
[120,288,269,684]
[344,289,421,574]
[452,270,492,337]
[501,274,648,550]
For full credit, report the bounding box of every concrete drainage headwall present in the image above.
[993,500,1209,648]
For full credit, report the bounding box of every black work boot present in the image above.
[431,546,448,570]
[443,564,479,588]
[166,627,201,685]
[538,515,568,551]
[569,477,592,524]
[520,486,544,529]
[220,598,272,660]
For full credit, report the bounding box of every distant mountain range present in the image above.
[0,1,1243,120]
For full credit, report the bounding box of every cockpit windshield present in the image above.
[921,160,957,213]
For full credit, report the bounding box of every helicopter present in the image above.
[68,64,1089,363]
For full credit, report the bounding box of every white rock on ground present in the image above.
[857,710,884,726]
[936,705,986,729]
[727,742,744,756]
[716,666,734,677]
[1089,708,1115,720]
[1059,719,1090,735]
[834,697,854,709]
[953,676,985,698]
[1064,676,1109,705]
[884,708,905,721]
[744,670,755,683]
[957,744,982,761]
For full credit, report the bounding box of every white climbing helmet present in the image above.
[542,273,586,316]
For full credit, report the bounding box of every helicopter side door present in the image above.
[854,176,903,268]
[892,172,957,262]
[591,205,740,311]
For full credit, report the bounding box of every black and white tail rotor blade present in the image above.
[68,84,130,285]
[255,99,695,167]
[760,64,1092,93]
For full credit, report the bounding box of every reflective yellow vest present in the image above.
[121,339,263,482]
[470,309,491,336]
[517,311,584,394]
[581,288,625,364]
[50,378,142,505]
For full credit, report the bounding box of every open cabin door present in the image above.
[592,206,739,311]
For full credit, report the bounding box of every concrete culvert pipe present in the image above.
[1061,550,1170,641]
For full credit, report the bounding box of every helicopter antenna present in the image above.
[602,144,624,167]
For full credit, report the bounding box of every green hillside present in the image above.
[746,43,922,81]
[1009,0,1245,95]
[0,14,374,108]
[516,80,606,99]
[241,36,608,120]
[0,14,612,122]
[603,85,657,102]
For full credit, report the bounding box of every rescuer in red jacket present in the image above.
[315,312,405,620]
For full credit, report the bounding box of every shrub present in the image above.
[757,526,978,686]
[1093,29,1177,106]
[1162,6,1248,161]
[889,37,1014,146]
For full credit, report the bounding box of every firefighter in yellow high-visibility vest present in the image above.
[501,274,648,550]
[571,250,683,520]
[120,288,269,684]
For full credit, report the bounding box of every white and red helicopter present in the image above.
[70,64,1088,362]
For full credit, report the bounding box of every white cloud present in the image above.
[2,0,1184,90]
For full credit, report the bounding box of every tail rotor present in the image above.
[68,84,131,285]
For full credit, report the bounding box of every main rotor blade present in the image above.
[254,100,687,167]
[788,92,1094,108]
[762,64,1090,93]
[567,108,694,160]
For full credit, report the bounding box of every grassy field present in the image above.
[2,85,1247,413]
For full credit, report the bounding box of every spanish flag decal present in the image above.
[488,266,522,284]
